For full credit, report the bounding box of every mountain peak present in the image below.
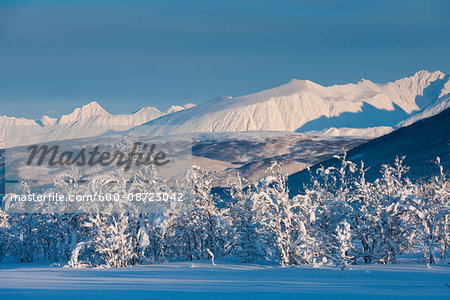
[404,70,446,85]
[79,101,109,115]
[183,103,196,109]
[165,103,197,114]
[58,101,110,124]
[166,105,185,114]
[413,69,444,78]
[40,115,57,126]
[165,103,195,114]
[132,106,161,115]
[82,100,103,109]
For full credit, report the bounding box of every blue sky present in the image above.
[0,0,449,119]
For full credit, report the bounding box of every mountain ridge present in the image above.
[133,70,448,135]
[0,101,195,147]
[1,70,449,147]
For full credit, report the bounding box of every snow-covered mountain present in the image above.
[133,70,449,136]
[1,70,449,147]
[399,75,450,126]
[165,103,196,114]
[0,101,192,147]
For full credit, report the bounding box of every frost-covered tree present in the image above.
[228,173,265,262]
[304,153,356,264]
[291,191,324,265]
[184,166,230,260]
[0,208,10,262]
[1,144,448,269]
[408,157,450,263]
[353,157,416,264]
[80,213,134,267]
[351,161,379,263]
[252,161,301,265]
[334,220,353,269]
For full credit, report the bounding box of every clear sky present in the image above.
[0,0,449,119]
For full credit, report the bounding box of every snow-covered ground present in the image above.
[0,261,449,299]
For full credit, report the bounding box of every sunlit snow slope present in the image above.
[134,70,449,135]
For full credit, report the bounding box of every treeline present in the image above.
[0,154,448,268]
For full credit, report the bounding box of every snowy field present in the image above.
[0,261,449,299]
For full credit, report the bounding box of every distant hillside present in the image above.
[288,108,450,195]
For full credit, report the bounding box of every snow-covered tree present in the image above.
[334,220,354,269]
[303,153,356,265]
[1,145,448,269]
[291,191,324,265]
[408,157,450,263]
[353,157,416,264]
[80,213,134,267]
[252,161,300,265]
[0,208,10,262]
[228,173,265,262]
[184,166,230,260]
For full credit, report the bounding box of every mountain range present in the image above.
[0,102,194,147]
[1,70,449,147]
[134,70,449,136]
